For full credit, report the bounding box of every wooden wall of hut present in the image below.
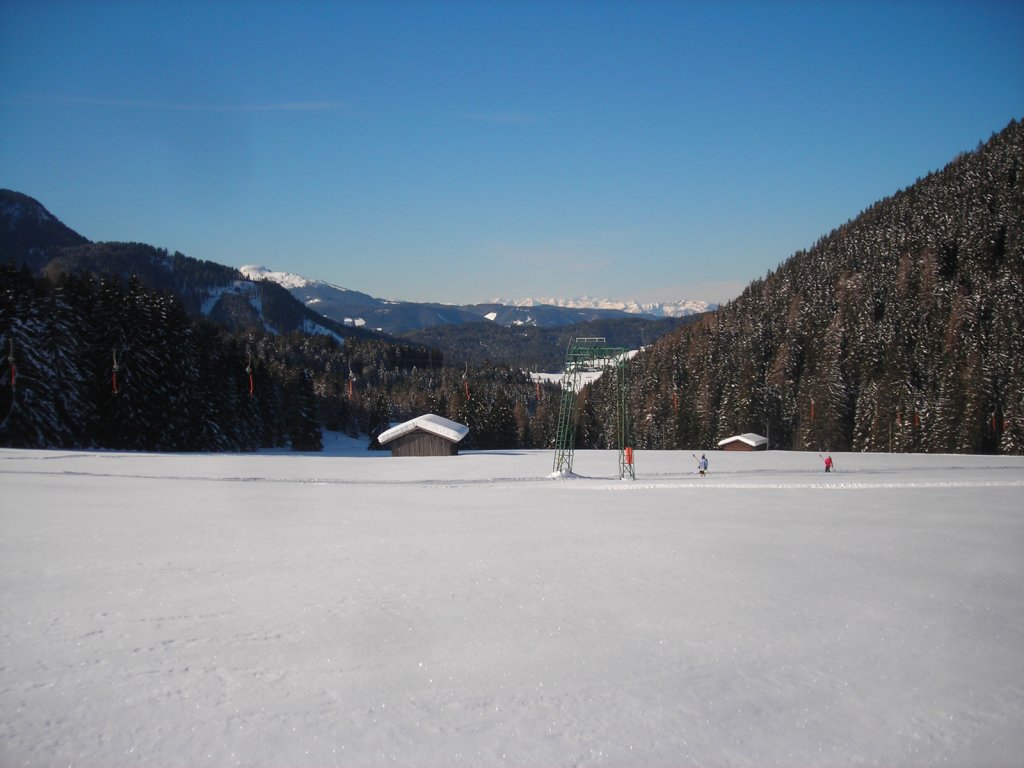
[387,430,460,457]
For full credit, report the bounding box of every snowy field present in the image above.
[2,441,1023,767]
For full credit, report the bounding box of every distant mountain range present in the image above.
[0,190,710,344]
[497,296,713,318]
[240,265,714,334]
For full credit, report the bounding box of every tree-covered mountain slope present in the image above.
[613,119,1023,454]
[0,191,373,340]
[0,190,89,270]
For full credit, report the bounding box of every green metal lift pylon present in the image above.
[551,337,635,479]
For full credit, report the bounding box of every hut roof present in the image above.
[378,414,469,446]
[717,433,768,449]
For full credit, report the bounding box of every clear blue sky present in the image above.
[2,1,1021,305]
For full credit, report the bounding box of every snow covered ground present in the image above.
[2,443,1023,767]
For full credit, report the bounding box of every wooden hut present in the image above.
[378,414,469,457]
[717,433,768,452]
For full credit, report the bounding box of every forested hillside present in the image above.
[0,190,88,267]
[0,192,559,452]
[0,265,557,452]
[596,119,1023,455]
[0,190,378,340]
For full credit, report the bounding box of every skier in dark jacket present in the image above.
[698,454,709,477]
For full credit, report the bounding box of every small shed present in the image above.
[378,414,469,457]
[717,433,768,452]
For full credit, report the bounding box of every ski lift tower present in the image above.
[552,337,635,479]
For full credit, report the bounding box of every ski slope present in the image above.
[2,444,1023,767]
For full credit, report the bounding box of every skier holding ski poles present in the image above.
[697,453,708,477]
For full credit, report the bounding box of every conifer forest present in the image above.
[615,120,1024,455]
[2,120,1022,454]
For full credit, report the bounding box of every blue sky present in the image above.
[2,1,1021,305]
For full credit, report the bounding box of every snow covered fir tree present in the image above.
[2,119,1022,454]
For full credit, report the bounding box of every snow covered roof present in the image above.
[378,414,469,446]
[717,433,768,448]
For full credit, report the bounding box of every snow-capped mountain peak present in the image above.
[240,264,368,297]
[496,296,714,318]
[239,264,316,291]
